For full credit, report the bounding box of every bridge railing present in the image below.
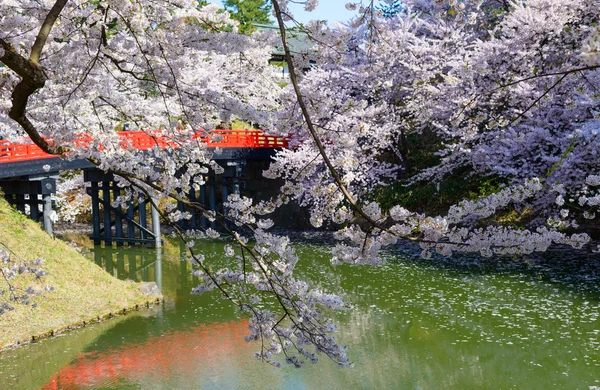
[0,140,50,163]
[197,130,288,148]
[0,130,288,164]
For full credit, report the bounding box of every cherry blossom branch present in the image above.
[271,0,390,234]
[114,10,174,124]
[30,0,68,65]
[63,34,104,108]
[455,65,600,122]
[506,72,569,127]
[0,0,70,155]
[158,43,193,126]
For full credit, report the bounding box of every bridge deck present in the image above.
[0,130,286,179]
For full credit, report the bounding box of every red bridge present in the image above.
[0,129,288,164]
[0,130,287,244]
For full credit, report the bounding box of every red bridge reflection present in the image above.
[42,319,251,389]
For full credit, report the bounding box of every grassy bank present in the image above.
[0,196,160,349]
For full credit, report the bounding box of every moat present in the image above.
[1,236,598,389]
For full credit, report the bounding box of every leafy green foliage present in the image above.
[372,131,505,215]
[223,0,273,35]
[374,167,505,216]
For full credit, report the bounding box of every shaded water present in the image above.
[0,236,598,389]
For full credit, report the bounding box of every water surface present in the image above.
[0,237,598,389]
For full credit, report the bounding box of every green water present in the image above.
[0,237,598,389]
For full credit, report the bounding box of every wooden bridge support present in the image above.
[84,169,162,247]
[0,176,57,235]
[176,160,245,231]
[0,156,267,246]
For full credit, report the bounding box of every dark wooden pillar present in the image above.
[208,177,217,230]
[127,200,135,243]
[199,183,207,228]
[139,199,147,241]
[114,187,123,246]
[89,181,101,245]
[102,180,112,245]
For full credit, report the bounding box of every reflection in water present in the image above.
[42,320,253,390]
[93,246,163,289]
[0,318,131,390]
[0,238,598,389]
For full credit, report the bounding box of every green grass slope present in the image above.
[0,196,158,349]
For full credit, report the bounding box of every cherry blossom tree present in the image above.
[0,0,351,367]
[1,0,599,367]
[270,0,599,260]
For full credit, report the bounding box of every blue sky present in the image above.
[211,1,365,24]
